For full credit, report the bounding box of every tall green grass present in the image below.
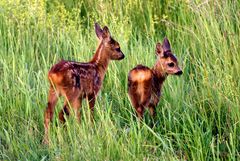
[0,0,239,160]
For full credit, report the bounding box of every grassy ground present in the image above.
[0,0,239,160]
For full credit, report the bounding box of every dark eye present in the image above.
[110,39,115,44]
[168,62,174,67]
[115,48,121,52]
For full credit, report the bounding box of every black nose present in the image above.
[175,70,183,75]
[119,54,125,60]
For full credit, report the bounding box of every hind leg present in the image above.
[136,105,145,119]
[138,90,151,120]
[149,105,156,118]
[58,101,70,123]
[137,96,150,120]
[43,87,59,144]
[129,94,145,120]
[58,90,81,123]
[128,91,144,119]
[58,97,81,123]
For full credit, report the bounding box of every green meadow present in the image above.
[0,0,239,160]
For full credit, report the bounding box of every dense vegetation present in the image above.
[0,0,239,160]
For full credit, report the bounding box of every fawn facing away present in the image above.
[43,23,125,144]
[128,38,182,119]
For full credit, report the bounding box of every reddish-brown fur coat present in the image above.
[128,65,166,118]
[43,23,124,144]
[128,38,182,119]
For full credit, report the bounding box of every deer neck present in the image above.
[152,61,167,87]
[90,41,110,80]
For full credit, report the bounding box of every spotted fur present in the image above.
[43,23,124,144]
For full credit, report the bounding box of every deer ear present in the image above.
[102,26,111,40]
[95,23,103,39]
[162,37,171,52]
[156,42,163,56]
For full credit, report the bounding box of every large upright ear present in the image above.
[95,23,103,39]
[102,26,111,41]
[162,37,171,52]
[156,42,163,57]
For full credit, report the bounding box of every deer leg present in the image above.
[72,98,82,122]
[128,91,144,120]
[43,87,59,144]
[149,105,156,118]
[58,101,70,123]
[137,91,150,120]
[58,92,81,123]
[88,95,96,111]
[131,102,145,120]
[136,105,144,120]
[87,94,96,121]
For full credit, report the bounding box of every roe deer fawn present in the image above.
[128,38,182,119]
[43,23,125,144]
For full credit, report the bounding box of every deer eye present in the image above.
[109,39,115,44]
[115,48,121,52]
[168,62,174,67]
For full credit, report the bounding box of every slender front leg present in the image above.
[43,87,59,144]
[72,98,82,122]
[87,94,96,121]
